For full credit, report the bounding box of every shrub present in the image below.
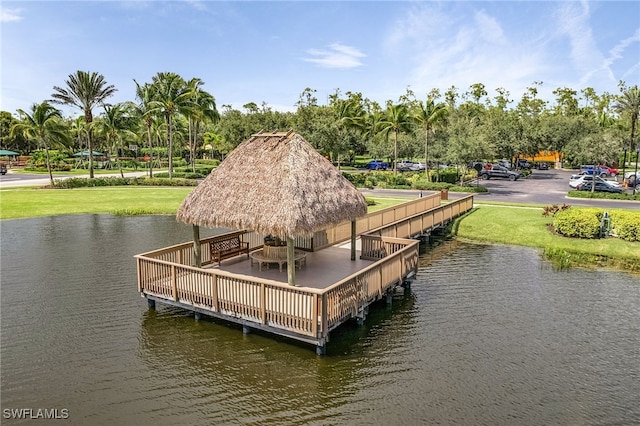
[449,184,488,193]
[51,176,197,189]
[196,159,220,166]
[610,211,640,242]
[542,204,570,217]
[553,207,603,239]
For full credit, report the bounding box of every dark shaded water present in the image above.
[1,215,639,425]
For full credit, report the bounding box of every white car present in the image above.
[409,162,426,171]
[624,171,640,186]
[569,174,620,189]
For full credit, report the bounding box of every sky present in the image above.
[1,0,639,117]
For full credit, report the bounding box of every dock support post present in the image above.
[194,312,202,321]
[386,292,393,306]
[316,344,326,356]
[192,225,202,268]
[356,307,368,325]
[242,325,251,335]
[147,298,155,309]
[350,220,356,261]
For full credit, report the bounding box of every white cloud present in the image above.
[474,10,506,45]
[303,43,366,69]
[603,28,640,81]
[383,3,547,100]
[1,8,23,22]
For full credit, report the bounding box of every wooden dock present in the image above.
[135,193,474,354]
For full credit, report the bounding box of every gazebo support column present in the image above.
[287,237,295,286]
[351,220,356,261]
[192,225,202,268]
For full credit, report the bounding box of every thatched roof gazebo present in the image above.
[176,130,368,286]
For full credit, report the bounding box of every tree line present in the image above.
[1,70,639,186]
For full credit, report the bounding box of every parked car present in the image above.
[517,159,531,169]
[598,165,618,177]
[579,165,617,178]
[497,159,511,169]
[396,160,415,172]
[576,181,623,193]
[535,162,549,170]
[0,164,6,175]
[479,164,521,181]
[569,174,620,189]
[625,171,640,186]
[364,160,389,170]
[409,162,426,171]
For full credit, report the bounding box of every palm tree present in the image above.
[132,80,157,178]
[51,70,117,178]
[614,84,639,184]
[11,102,70,186]
[331,95,364,169]
[148,72,193,178]
[96,103,135,177]
[377,103,412,175]
[186,78,219,172]
[412,97,447,181]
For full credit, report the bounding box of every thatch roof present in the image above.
[176,131,368,237]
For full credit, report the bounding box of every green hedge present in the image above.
[568,190,640,201]
[610,211,640,242]
[553,207,640,241]
[553,207,603,239]
[342,171,487,192]
[51,177,197,188]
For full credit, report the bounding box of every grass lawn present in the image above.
[456,205,640,268]
[0,186,412,219]
[0,186,193,219]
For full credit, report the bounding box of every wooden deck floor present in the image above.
[209,243,375,290]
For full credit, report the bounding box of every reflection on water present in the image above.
[1,215,639,425]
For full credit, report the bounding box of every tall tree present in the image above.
[51,70,116,178]
[132,80,157,177]
[186,78,219,172]
[148,72,193,178]
[411,93,447,180]
[614,83,640,183]
[96,103,135,177]
[378,102,412,175]
[11,102,70,185]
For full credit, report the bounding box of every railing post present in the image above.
[261,283,266,324]
[321,293,328,339]
[212,274,219,312]
[136,258,142,292]
[312,294,318,337]
[171,265,178,301]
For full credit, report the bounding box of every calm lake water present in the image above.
[1,215,639,425]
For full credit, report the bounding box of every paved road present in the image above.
[361,169,640,210]
[2,168,638,210]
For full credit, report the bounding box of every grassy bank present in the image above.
[0,186,411,219]
[455,205,640,272]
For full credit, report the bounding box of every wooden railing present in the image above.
[136,235,418,340]
[367,194,474,239]
[307,192,441,251]
[321,237,419,331]
[136,193,473,345]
